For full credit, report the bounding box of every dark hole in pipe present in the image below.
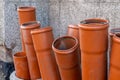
[54,37,76,50]
[19,7,33,9]
[22,21,38,27]
[14,52,26,58]
[80,19,107,25]
[116,34,120,38]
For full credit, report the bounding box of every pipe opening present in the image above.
[54,37,76,50]
[111,28,120,34]
[116,34,120,38]
[19,7,33,9]
[80,19,107,25]
[14,52,26,57]
[22,21,38,27]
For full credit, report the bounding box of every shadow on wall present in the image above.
[0,61,14,80]
[0,43,15,80]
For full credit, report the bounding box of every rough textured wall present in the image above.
[49,0,120,76]
[0,0,120,79]
[49,0,120,37]
[4,0,120,56]
[4,0,49,54]
[0,0,49,79]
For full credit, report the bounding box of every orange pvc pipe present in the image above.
[17,6,36,52]
[67,24,81,79]
[110,28,120,46]
[13,52,30,79]
[67,25,79,40]
[31,27,61,80]
[79,18,109,80]
[109,34,120,80]
[52,36,81,80]
[21,21,41,79]
[17,6,36,25]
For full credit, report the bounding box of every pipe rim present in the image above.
[14,52,26,59]
[113,34,120,44]
[52,36,78,54]
[21,21,40,30]
[17,6,35,11]
[31,27,52,34]
[110,28,120,37]
[68,24,79,29]
[79,18,109,30]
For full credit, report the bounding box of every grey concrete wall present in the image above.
[0,0,4,45]
[0,0,120,79]
[4,0,49,55]
[49,0,119,76]
[0,0,49,79]
[49,0,120,37]
[3,0,120,56]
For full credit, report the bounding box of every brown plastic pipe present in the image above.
[110,28,120,46]
[67,25,79,40]
[110,28,120,36]
[67,24,81,56]
[21,21,41,79]
[17,6,36,52]
[13,52,30,79]
[109,34,120,80]
[31,27,61,80]
[109,28,120,62]
[52,36,81,80]
[17,6,36,25]
[67,24,81,78]
[79,18,109,80]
